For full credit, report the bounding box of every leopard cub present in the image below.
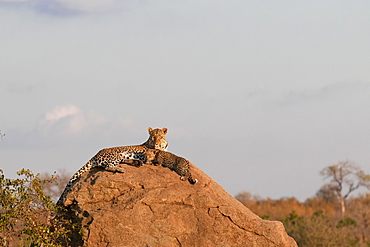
[148,150,198,184]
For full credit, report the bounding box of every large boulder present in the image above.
[59,162,297,247]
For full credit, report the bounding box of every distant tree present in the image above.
[320,160,370,216]
[236,192,311,220]
[235,191,262,204]
[315,184,339,203]
[235,191,253,203]
[40,169,71,202]
[281,211,306,243]
[0,129,4,139]
[304,197,338,218]
[347,194,370,245]
[283,211,355,247]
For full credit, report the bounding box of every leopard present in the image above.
[56,127,168,206]
[145,149,198,185]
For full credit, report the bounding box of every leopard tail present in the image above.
[56,160,92,206]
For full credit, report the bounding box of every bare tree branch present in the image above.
[320,160,370,216]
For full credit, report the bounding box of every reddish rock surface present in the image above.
[60,162,297,247]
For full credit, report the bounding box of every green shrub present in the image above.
[0,169,71,247]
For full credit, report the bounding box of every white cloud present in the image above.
[0,0,120,15]
[2,0,28,2]
[276,82,370,106]
[57,0,117,13]
[41,104,85,134]
[39,104,134,136]
[44,104,80,123]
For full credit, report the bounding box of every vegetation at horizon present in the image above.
[236,160,370,247]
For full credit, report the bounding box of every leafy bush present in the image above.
[0,169,71,247]
[282,210,356,247]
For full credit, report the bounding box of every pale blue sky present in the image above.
[1,0,370,201]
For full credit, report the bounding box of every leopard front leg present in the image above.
[120,159,143,167]
[105,166,126,173]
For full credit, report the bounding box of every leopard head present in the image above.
[145,127,168,151]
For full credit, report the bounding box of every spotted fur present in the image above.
[57,127,168,206]
[147,150,198,184]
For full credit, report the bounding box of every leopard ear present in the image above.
[148,127,153,133]
[162,127,168,134]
